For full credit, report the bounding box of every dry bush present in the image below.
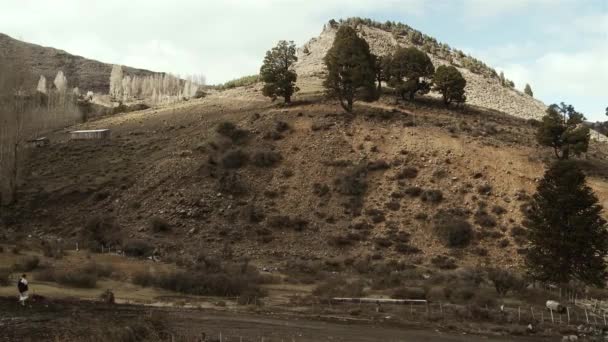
[397,167,418,179]
[37,267,98,288]
[216,121,248,143]
[313,278,365,301]
[0,268,10,286]
[404,186,423,197]
[392,287,426,300]
[312,183,330,197]
[12,256,40,272]
[122,239,154,257]
[431,255,458,270]
[421,189,443,203]
[221,149,249,168]
[487,268,523,296]
[474,209,497,228]
[149,217,171,233]
[434,209,473,248]
[252,150,282,167]
[133,261,266,297]
[218,171,247,195]
[334,164,368,196]
[81,215,123,250]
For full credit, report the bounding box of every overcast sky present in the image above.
[1,0,606,120]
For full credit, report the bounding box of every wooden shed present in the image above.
[69,129,111,140]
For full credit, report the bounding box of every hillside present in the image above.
[3,80,608,273]
[0,33,160,93]
[295,19,547,121]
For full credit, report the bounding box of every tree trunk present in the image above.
[284,95,291,104]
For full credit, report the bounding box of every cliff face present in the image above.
[0,33,160,94]
[294,22,547,121]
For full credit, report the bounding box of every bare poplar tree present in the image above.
[36,75,47,94]
[109,64,123,99]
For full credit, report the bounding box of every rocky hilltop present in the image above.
[0,33,160,93]
[294,19,547,121]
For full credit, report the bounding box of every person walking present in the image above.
[17,274,29,306]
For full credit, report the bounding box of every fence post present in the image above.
[585,308,589,324]
[550,309,554,323]
[567,307,570,324]
[531,307,535,320]
[518,307,521,322]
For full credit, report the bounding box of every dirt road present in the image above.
[0,297,551,341]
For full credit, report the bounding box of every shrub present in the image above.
[394,243,421,254]
[122,239,154,257]
[149,217,170,233]
[12,256,40,272]
[510,226,526,237]
[431,255,457,270]
[82,215,123,250]
[218,171,247,195]
[368,160,390,171]
[275,121,290,132]
[312,183,330,197]
[0,268,10,286]
[414,212,428,221]
[221,149,249,168]
[334,165,368,196]
[375,237,393,248]
[434,210,473,248]
[366,209,386,223]
[404,186,422,197]
[313,278,364,301]
[216,121,249,143]
[491,205,507,215]
[54,269,98,288]
[392,287,426,300]
[474,210,497,228]
[252,150,282,167]
[488,268,523,296]
[477,184,492,195]
[133,262,266,297]
[37,267,98,288]
[421,190,443,203]
[397,167,418,179]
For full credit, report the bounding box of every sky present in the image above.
[1,0,606,120]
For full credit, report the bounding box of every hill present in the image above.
[3,18,608,275]
[0,33,160,93]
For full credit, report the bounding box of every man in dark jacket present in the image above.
[18,274,28,306]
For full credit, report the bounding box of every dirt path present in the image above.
[0,296,552,342]
[166,308,547,341]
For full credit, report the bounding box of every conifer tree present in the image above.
[260,40,298,103]
[388,47,435,100]
[524,83,533,97]
[433,65,466,106]
[536,103,589,159]
[323,25,375,112]
[524,161,608,287]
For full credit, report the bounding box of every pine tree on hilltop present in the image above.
[524,161,608,287]
[260,40,299,104]
[433,65,466,106]
[323,25,375,112]
[388,47,435,101]
[524,83,533,97]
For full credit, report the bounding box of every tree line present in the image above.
[260,26,467,112]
